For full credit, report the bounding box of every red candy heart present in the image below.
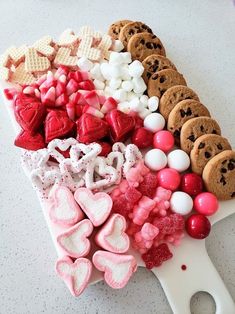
[106,109,135,142]
[45,110,75,143]
[14,94,46,133]
[76,113,109,143]
[98,142,112,157]
[14,130,46,150]
[131,127,153,149]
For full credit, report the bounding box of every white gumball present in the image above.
[144,149,167,171]
[170,191,193,215]
[144,112,165,133]
[167,149,190,172]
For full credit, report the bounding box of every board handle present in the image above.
[151,237,235,314]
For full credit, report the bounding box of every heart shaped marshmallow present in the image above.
[95,214,130,253]
[92,251,137,289]
[49,184,84,226]
[74,188,112,226]
[57,219,93,258]
[56,256,92,296]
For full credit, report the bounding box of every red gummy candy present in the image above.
[154,214,184,235]
[112,194,133,218]
[44,110,75,143]
[106,109,135,142]
[14,94,46,133]
[14,130,46,151]
[138,172,158,198]
[125,187,142,204]
[76,113,109,143]
[142,243,173,269]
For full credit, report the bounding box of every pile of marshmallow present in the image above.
[48,184,137,296]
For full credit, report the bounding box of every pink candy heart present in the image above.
[74,188,112,226]
[57,219,93,258]
[49,185,84,226]
[92,251,137,289]
[95,214,130,253]
[56,256,92,296]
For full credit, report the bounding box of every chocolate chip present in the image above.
[198,142,205,149]
[212,129,217,134]
[228,162,234,170]
[231,192,235,198]
[222,159,227,165]
[204,152,211,159]
[140,39,145,45]
[152,74,158,80]
[186,107,192,116]
[174,130,180,138]
[146,42,154,49]
[129,29,134,35]
[151,34,157,39]
[188,134,195,142]
[159,76,166,83]
[200,125,204,132]
[221,168,227,173]
[180,109,186,118]
[220,175,226,185]
[147,72,151,79]
[217,143,223,150]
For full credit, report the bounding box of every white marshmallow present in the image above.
[109,65,122,79]
[118,101,130,113]
[109,78,122,90]
[148,96,159,112]
[121,52,132,64]
[94,79,105,90]
[128,60,144,77]
[129,97,145,112]
[90,63,104,81]
[139,108,151,119]
[77,57,93,71]
[104,86,114,96]
[144,112,165,133]
[112,40,124,52]
[144,149,167,171]
[109,52,124,65]
[140,95,149,106]
[132,77,146,94]
[100,63,112,80]
[170,192,193,215]
[121,65,131,80]
[121,80,134,92]
[127,91,137,101]
[167,149,190,172]
[113,89,127,102]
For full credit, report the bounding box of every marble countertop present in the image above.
[0,1,235,313]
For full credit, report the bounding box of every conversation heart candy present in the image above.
[95,214,130,253]
[74,188,112,226]
[48,185,84,226]
[56,256,92,296]
[57,219,93,258]
[92,251,137,289]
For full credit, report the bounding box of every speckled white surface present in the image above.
[0,1,235,313]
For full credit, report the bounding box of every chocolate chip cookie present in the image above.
[159,85,200,120]
[119,21,153,50]
[108,20,133,40]
[147,69,187,98]
[127,33,166,62]
[191,134,231,175]
[167,100,210,141]
[142,54,177,84]
[202,150,235,200]
[180,117,221,154]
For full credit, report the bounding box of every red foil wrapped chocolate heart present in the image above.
[14,130,46,150]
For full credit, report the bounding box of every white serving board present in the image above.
[1,81,235,314]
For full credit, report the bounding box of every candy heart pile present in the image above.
[1,20,234,297]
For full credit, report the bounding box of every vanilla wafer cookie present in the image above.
[54,47,77,67]
[97,35,113,59]
[77,36,101,61]
[7,45,28,66]
[33,36,55,58]
[57,29,79,47]
[11,63,36,85]
[0,67,11,80]
[25,48,50,73]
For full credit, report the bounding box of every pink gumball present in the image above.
[194,192,219,216]
[153,130,175,153]
[157,168,181,191]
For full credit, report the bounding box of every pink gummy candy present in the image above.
[132,196,156,225]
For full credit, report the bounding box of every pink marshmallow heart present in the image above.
[49,185,84,226]
[92,251,137,289]
[95,214,130,253]
[57,219,93,258]
[74,188,112,227]
[56,256,92,296]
